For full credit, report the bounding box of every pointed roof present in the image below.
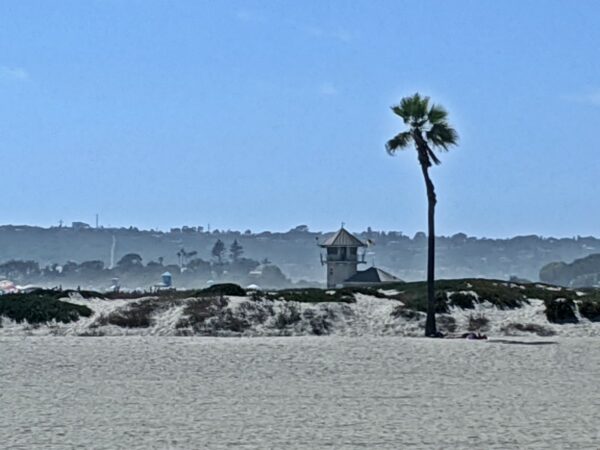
[344,267,400,284]
[320,227,366,247]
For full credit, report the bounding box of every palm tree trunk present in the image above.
[420,161,437,337]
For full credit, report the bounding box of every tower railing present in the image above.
[320,253,366,265]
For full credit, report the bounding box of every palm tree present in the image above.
[386,93,458,337]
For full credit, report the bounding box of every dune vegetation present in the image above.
[1,280,600,335]
[0,289,92,325]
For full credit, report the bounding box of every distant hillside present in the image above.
[1,224,599,284]
[540,254,600,288]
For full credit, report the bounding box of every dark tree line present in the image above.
[0,238,293,290]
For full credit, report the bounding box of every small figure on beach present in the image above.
[462,332,488,340]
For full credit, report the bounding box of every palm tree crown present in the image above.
[386,93,458,167]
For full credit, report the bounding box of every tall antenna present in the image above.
[109,235,117,269]
[95,213,99,229]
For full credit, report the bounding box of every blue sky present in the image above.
[1,0,599,237]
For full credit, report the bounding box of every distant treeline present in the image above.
[1,224,600,283]
[0,238,299,291]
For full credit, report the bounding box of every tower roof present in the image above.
[320,227,366,247]
[344,267,400,284]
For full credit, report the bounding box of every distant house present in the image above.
[71,222,91,231]
[318,227,401,288]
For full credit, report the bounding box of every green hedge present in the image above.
[544,298,578,324]
[0,290,92,324]
[199,283,246,296]
[578,295,600,322]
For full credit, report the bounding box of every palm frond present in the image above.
[427,104,448,124]
[392,93,430,125]
[411,93,429,123]
[387,93,458,166]
[426,122,458,150]
[391,105,410,123]
[400,95,415,118]
[386,131,413,154]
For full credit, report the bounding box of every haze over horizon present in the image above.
[1,1,599,238]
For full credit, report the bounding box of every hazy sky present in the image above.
[1,0,599,237]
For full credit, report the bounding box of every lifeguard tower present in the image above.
[319,227,367,288]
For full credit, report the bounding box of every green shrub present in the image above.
[449,292,477,309]
[274,304,301,329]
[200,283,246,296]
[235,300,273,326]
[544,298,578,324]
[176,296,227,330]
[215,309,251,333]
[104,290,149,300]
[99,297,184,328]
[381,279,532,312]
[0,290,92,324]
[104,287,235,301]
[400,291,450,314]
[464,280,527,309]
[578,297,600,322]
[302,309,334,335]
[100,305,152,328]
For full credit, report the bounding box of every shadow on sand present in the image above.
[488,339,557,346]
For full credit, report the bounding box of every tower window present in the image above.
[340,247,347,260]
